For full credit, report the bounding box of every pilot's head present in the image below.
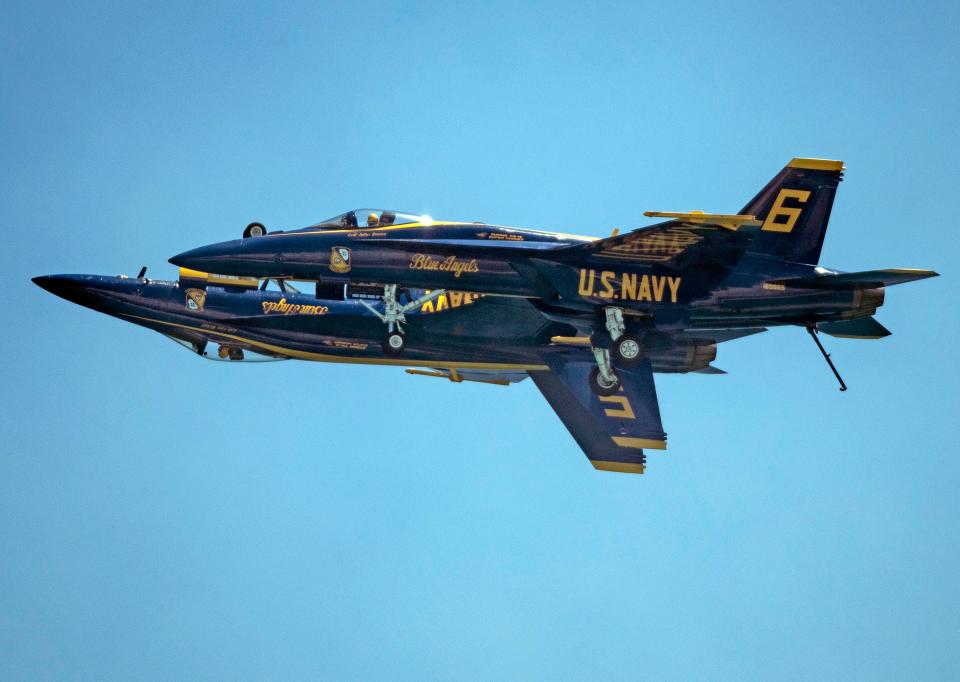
[367,213,379,227]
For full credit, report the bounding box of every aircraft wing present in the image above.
[556,215,759,269]
[530,353,666,474]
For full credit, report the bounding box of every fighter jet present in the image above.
[170,158,938,398]
[34,267,745,474]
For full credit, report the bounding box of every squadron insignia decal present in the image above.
[261,298,329,315]
[409,254,479,278]
[330,246,352,273]
[185,288,206,311]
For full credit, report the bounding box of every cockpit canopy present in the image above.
[310,209,432,230]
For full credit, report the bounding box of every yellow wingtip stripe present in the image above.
[592,460,645,474]
[787,158,845,171]
[612,437,667,450]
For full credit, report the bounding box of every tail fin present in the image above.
[740,158,844,265]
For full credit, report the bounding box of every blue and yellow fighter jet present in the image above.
[171,159,936,394]
[34,268,710,473]
[37,158,937,474]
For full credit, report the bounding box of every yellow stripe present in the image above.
[787,158,845,171]
[612,436,667,450]
[263,221,598,243]
[550,335,592,345]
[207,273,260,288]
[265,221,460,237]
[592,460,645,474]
[122,314,548,371]
[178,267,209,280]
[178,267,259,288]
[405,369,448,379]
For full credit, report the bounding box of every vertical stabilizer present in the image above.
[739,158,844,265]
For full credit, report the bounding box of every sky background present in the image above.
[2,1,959,679]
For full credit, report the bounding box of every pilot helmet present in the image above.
[367,212,379,227]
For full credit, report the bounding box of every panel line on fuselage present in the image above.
[263,221,598,242]
[119,313,550,371]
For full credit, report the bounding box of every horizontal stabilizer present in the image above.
[772,268,938,289]
[695,365,727,374]
[818,316,891,339]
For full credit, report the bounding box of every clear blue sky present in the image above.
[2,1,958,679]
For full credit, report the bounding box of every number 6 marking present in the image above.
[762,188,811,233]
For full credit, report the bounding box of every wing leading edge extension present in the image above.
[530,354,666,474]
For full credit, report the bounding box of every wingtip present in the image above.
[592,460,646,474]
[883,268,940,281]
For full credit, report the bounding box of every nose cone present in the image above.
[169,238,284,277]
[33,274,142,314]
[33,274,95,304]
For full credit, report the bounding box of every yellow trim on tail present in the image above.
[787,158,845,171]
[592,460,645,474]
[613,436,667,450]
